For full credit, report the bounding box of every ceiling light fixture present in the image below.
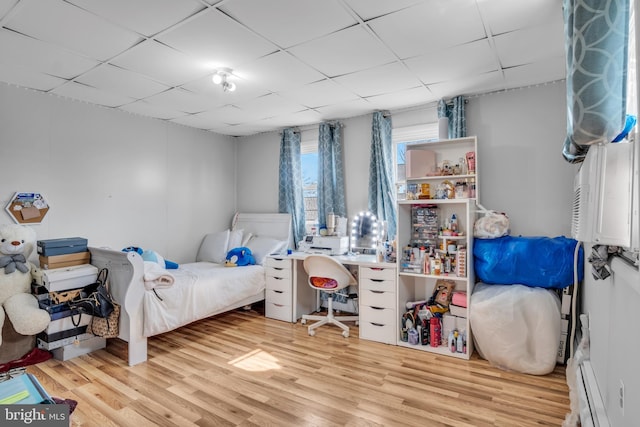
[212,68,236,92]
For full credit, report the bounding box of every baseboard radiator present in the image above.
[565,314,610,427]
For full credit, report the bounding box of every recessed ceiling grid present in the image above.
[0,0,565,136]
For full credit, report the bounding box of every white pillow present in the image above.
[197,230,229,264]
[245,235,287,265]
[241,232,253,246]
[228,229,244,251]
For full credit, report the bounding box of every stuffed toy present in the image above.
[225,247,255,267]
[122,246,178,269]
[0,224,50,347]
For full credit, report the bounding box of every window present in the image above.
[393,123,439,199]
[301,130,318,235]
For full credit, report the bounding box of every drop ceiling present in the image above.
[0,0,565,137]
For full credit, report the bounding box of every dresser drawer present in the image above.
[265,301,293,322]
[266,265,291,280]
[359,305,396,326]
[360,266,396,281]
[265,288,291,306]
[360,289,395,309]
[360,321,396,345]
[266,275,291,292]
[359,277,395,293]
[265,257,291,269]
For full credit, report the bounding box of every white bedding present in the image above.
[142,262,265,337]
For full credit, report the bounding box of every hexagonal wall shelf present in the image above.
[5,192,50,224]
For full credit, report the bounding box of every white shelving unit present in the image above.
[396,136,478,360]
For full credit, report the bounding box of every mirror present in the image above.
[350,211,379,253]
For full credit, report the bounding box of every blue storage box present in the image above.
[37,237,88,256]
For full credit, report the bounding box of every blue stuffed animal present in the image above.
[122,246,179,269]
[225,247,255,267]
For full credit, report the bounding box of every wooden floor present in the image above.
[27,305,571,427]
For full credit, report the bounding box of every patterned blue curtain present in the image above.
[437,96,467,139]
[368,112,397,240]
[317,122,347,229]
[278,128,306,247]
[562,0,631,163]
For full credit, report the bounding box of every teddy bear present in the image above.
[224,247,255,267]
[0,224,50,347]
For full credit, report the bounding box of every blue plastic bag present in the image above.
[473,236,583,289]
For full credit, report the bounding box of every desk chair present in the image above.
[301,254,358,338]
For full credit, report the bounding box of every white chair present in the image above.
[301,254,358,338]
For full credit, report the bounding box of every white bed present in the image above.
[89,212,292,366]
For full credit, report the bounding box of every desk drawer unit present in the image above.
[358,266,396,345]
[359,305,397,345]
[264,257,293,322]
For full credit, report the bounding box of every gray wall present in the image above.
[238,81,575,237]
[0,83,237,263]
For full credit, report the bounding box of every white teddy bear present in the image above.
[0,224,50,346]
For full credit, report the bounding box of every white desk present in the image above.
[264,252,397,344]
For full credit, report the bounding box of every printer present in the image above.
[298,235,349,255]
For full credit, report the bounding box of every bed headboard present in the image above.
[232,212,293,249]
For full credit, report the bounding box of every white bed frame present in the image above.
[89,212,292,366]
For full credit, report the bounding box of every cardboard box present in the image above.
[42,264,98,292]
[37,237,88,257]
[39,251,90,269]
[52,336,106,361]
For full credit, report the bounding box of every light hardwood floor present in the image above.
[27,305,570,427]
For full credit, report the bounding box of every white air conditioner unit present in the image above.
[572,140,637,248]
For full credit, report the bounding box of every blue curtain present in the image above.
[278,128,306,247]
[562,0,631,163]
[368,112,397,240]
[437,96,466,139]
[317,122,347,229]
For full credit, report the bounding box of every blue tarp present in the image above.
[473,236,583,289]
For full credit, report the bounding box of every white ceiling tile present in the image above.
[119,99,187,120]
[343,0,427,20]
[189,105,261,125]
[258,109,324,128]
[6,0,141,61]
[503,56,566,88]
[0,0,18,18]
[289,25,396,77]
[0,64,66,91]
[427,71,505,99]
[51,81,136,107]
[156,8,277,69]
[369,0,486,59]
[169,113,223,130]
[234,93,308,120]
[333,62,424,97]
[67,0,205,37]
[494,22,565,68]
[279,79,360,109]
[314,98,374,121]
[220,0,356,48]
[405,39,499,84]
[234,51,325,92]
[76,64,170,99]
[143,87,224,114]
[365,86,436,110]
[478,0,563,35]
[0,28,98,79]
[110,40,209,87]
